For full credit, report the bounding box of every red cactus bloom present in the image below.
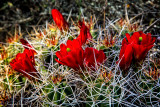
[55,39,84,70]
[20,39,37,55]
[117,31,156,70]
[77,21,92,45]
[126,31,156,61]
[55,39,106,71]
[51,9,68,30]
[117,38,133,70]
[10,49,39,79]
[84,47,106,70]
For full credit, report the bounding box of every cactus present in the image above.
[0,9,159,107]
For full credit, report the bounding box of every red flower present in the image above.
[51,9,68,30]
[55,39,106,71]
[117,31,156,70]
[117,38,133,70]
[55,39,84,70]
[84,47,106,70]
[125,31,156,61]
[10,49,39,80]
[77,21,92,45]
[20,39,37,55]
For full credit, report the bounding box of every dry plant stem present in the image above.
[143,18,160,32]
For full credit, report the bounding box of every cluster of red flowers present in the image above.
[10,9,156,80]
[52,9,106,72]
[55,39,106,72]
[117,31,156,70]
[51,9,106,72]
[10,9,106,79]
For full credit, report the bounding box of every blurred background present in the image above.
[0,0,160,42]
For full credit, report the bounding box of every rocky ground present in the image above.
[0,0,160,42]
